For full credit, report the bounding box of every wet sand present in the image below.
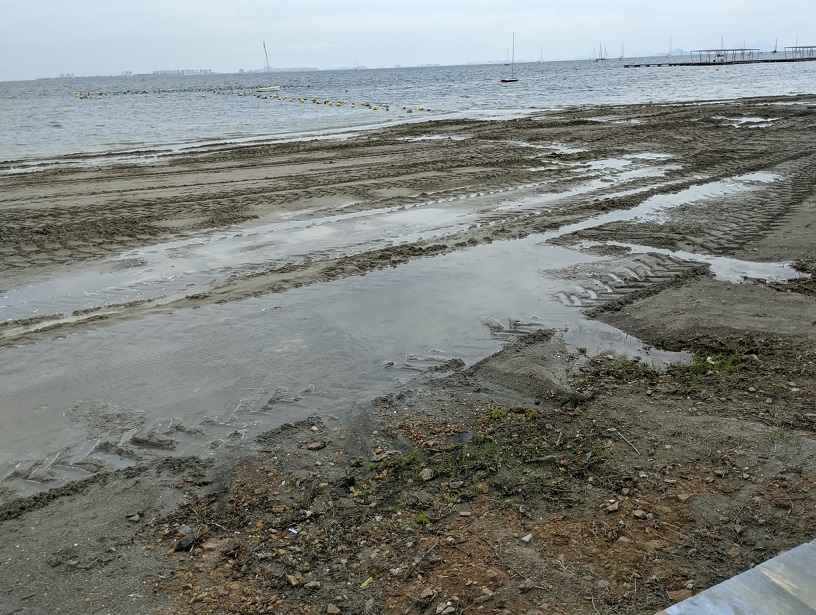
[0,96,814,614]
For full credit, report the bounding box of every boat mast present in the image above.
[511,32,515,76]
[263,41,271,74]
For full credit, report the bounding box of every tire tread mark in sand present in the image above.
[554,254,708,310]
[550,156,816,310]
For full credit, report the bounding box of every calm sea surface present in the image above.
[2,56,815,166]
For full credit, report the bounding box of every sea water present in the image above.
[2,56,815,165]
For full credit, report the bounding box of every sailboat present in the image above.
[501,33,519,82]
[257,41,280,92]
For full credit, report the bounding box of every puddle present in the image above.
[1,160,691,327]
[624,152,674,161]
[0,234,688,487]
[541,171,780,234]
[0,205,475,323]
[398,134,471,142]
[508,140,588,155]
[713,116,779,128]
[581,241,807,283]
[584,158,633,170]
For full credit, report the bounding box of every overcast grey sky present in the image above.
[1,0,812,80]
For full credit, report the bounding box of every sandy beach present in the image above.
[1,96,814,614]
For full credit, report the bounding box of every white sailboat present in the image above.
[501,33,519,82]
[257,41,280,92]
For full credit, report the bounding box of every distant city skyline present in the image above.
[1,0,813,81]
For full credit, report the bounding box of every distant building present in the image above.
[152,69,214,75]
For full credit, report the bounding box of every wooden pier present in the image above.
[626,45,816,68]
[655,539,816,614]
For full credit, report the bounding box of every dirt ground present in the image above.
[1,96,814,615]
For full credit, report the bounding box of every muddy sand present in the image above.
[0,96,814,614]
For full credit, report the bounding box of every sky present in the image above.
[0,0,813,80]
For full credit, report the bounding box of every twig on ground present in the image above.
[589,591,601,615]
[183,500,228,532]
[524,455,557,464]
[404,540,439,581]
[614,429,641,455]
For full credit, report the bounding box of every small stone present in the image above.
[518,578,537,592]
[521,533,533,543]
[646,389,654,396]
[459,511,472,517]
[747,386,756,392]
[595,579,610,589]
[621,488,630,496]
[668,589,693,602]
[477,482,489,493]
[286,574,300,586]
[419,588,437,600]
[305,581,321,589]
[616,536,632,544]
[327,605,341,614]
[176,534,196,552]
[127,514,141,523]
[605,502,620,513]
[632,509,647,519]
[473,586,494,603]
[419,468,435,481]
[307,441,327,450]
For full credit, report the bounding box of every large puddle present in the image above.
[0,154,683,326]
[0,163,803,499]
[0,236,686,497]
